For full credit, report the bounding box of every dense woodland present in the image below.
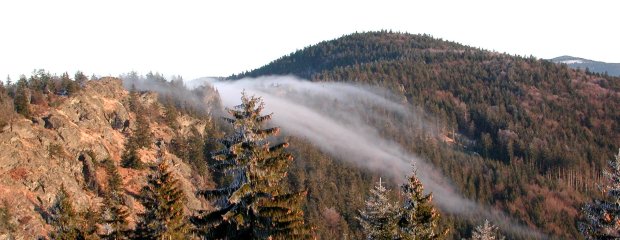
[0,31,619,239]
[234,31,620,239]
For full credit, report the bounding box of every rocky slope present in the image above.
[0,78,208,239]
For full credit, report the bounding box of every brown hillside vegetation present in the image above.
[235,31,620,238]
[0,78,210,238]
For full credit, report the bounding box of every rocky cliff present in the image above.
[0,77,209,239]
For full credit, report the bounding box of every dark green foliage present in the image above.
[101,201,131,240]
[163,102,180,130]
[101,160,132,239]
[133,105,153,149]
[357,174,445,240]
[75,71,88,85]
[285,137,366,239]
[130,97,153,148]
[121,138,144,169]
[60,72,80,96]
[128,84,140,113]
[184,132,206,174]
[103,159,123,197]
[193,93,310,239]
[49,185,82,240]
[6,70,85,121]
[232,31,465,80]
[0,200,16,238]
[398,168,446,240]
[203,117,226,185]
[121,92,151,169]
[82,205,102,240]
[233,31,620,238]
[169,128,207,175]
[135,160,191,239]
[13,77,30,118]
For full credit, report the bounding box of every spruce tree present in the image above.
[579,149,620,239]
[75,71,88,85]
[128,86,152,149]
[60,72,79,96]
[82,205,102,240]
[398,166,446,240]
[471,220,504,240]
[203,117,225,185]
[101,200,131,240]
[135,160,190,239]
[13,77,30,118]
[163,103,179,130]
[104,159,123,198]
[133,111,152,149]
[101,160,132,240]
[357,178,399,240]
[121,137,144,169]
[49,185,83,240]
[193,93,309,239]
[128,84,140,113]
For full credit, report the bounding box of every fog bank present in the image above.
[206,76,544,239]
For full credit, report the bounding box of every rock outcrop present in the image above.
[0,77,208,239]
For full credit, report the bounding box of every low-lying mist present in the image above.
[126,73,544,239]
[120,72,220,116]
[209,76,544,239]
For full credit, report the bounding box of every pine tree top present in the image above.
[49,185,80,240]
[398,165,447,240]
[136,159,190,239]
[195,92,310,239]
[358,178,400,240]
[471,219,504,240]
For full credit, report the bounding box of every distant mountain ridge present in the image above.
[551,55,620,76]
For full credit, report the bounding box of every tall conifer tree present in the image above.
[128,86,152,149]
[135,160,190,239]
[49,185,82,240]
[193,93,309,239]
[358,178,399,240]
[101,160,132,240]
[398,166,446,240]
[13,77,30,118]
[82,205,102,240]
[121,137,144,169]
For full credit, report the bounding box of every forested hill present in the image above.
[232,31,468,80]
[233,31,619,171]
[232,31,620,238]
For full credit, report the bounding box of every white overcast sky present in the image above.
[0,0,618,81]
